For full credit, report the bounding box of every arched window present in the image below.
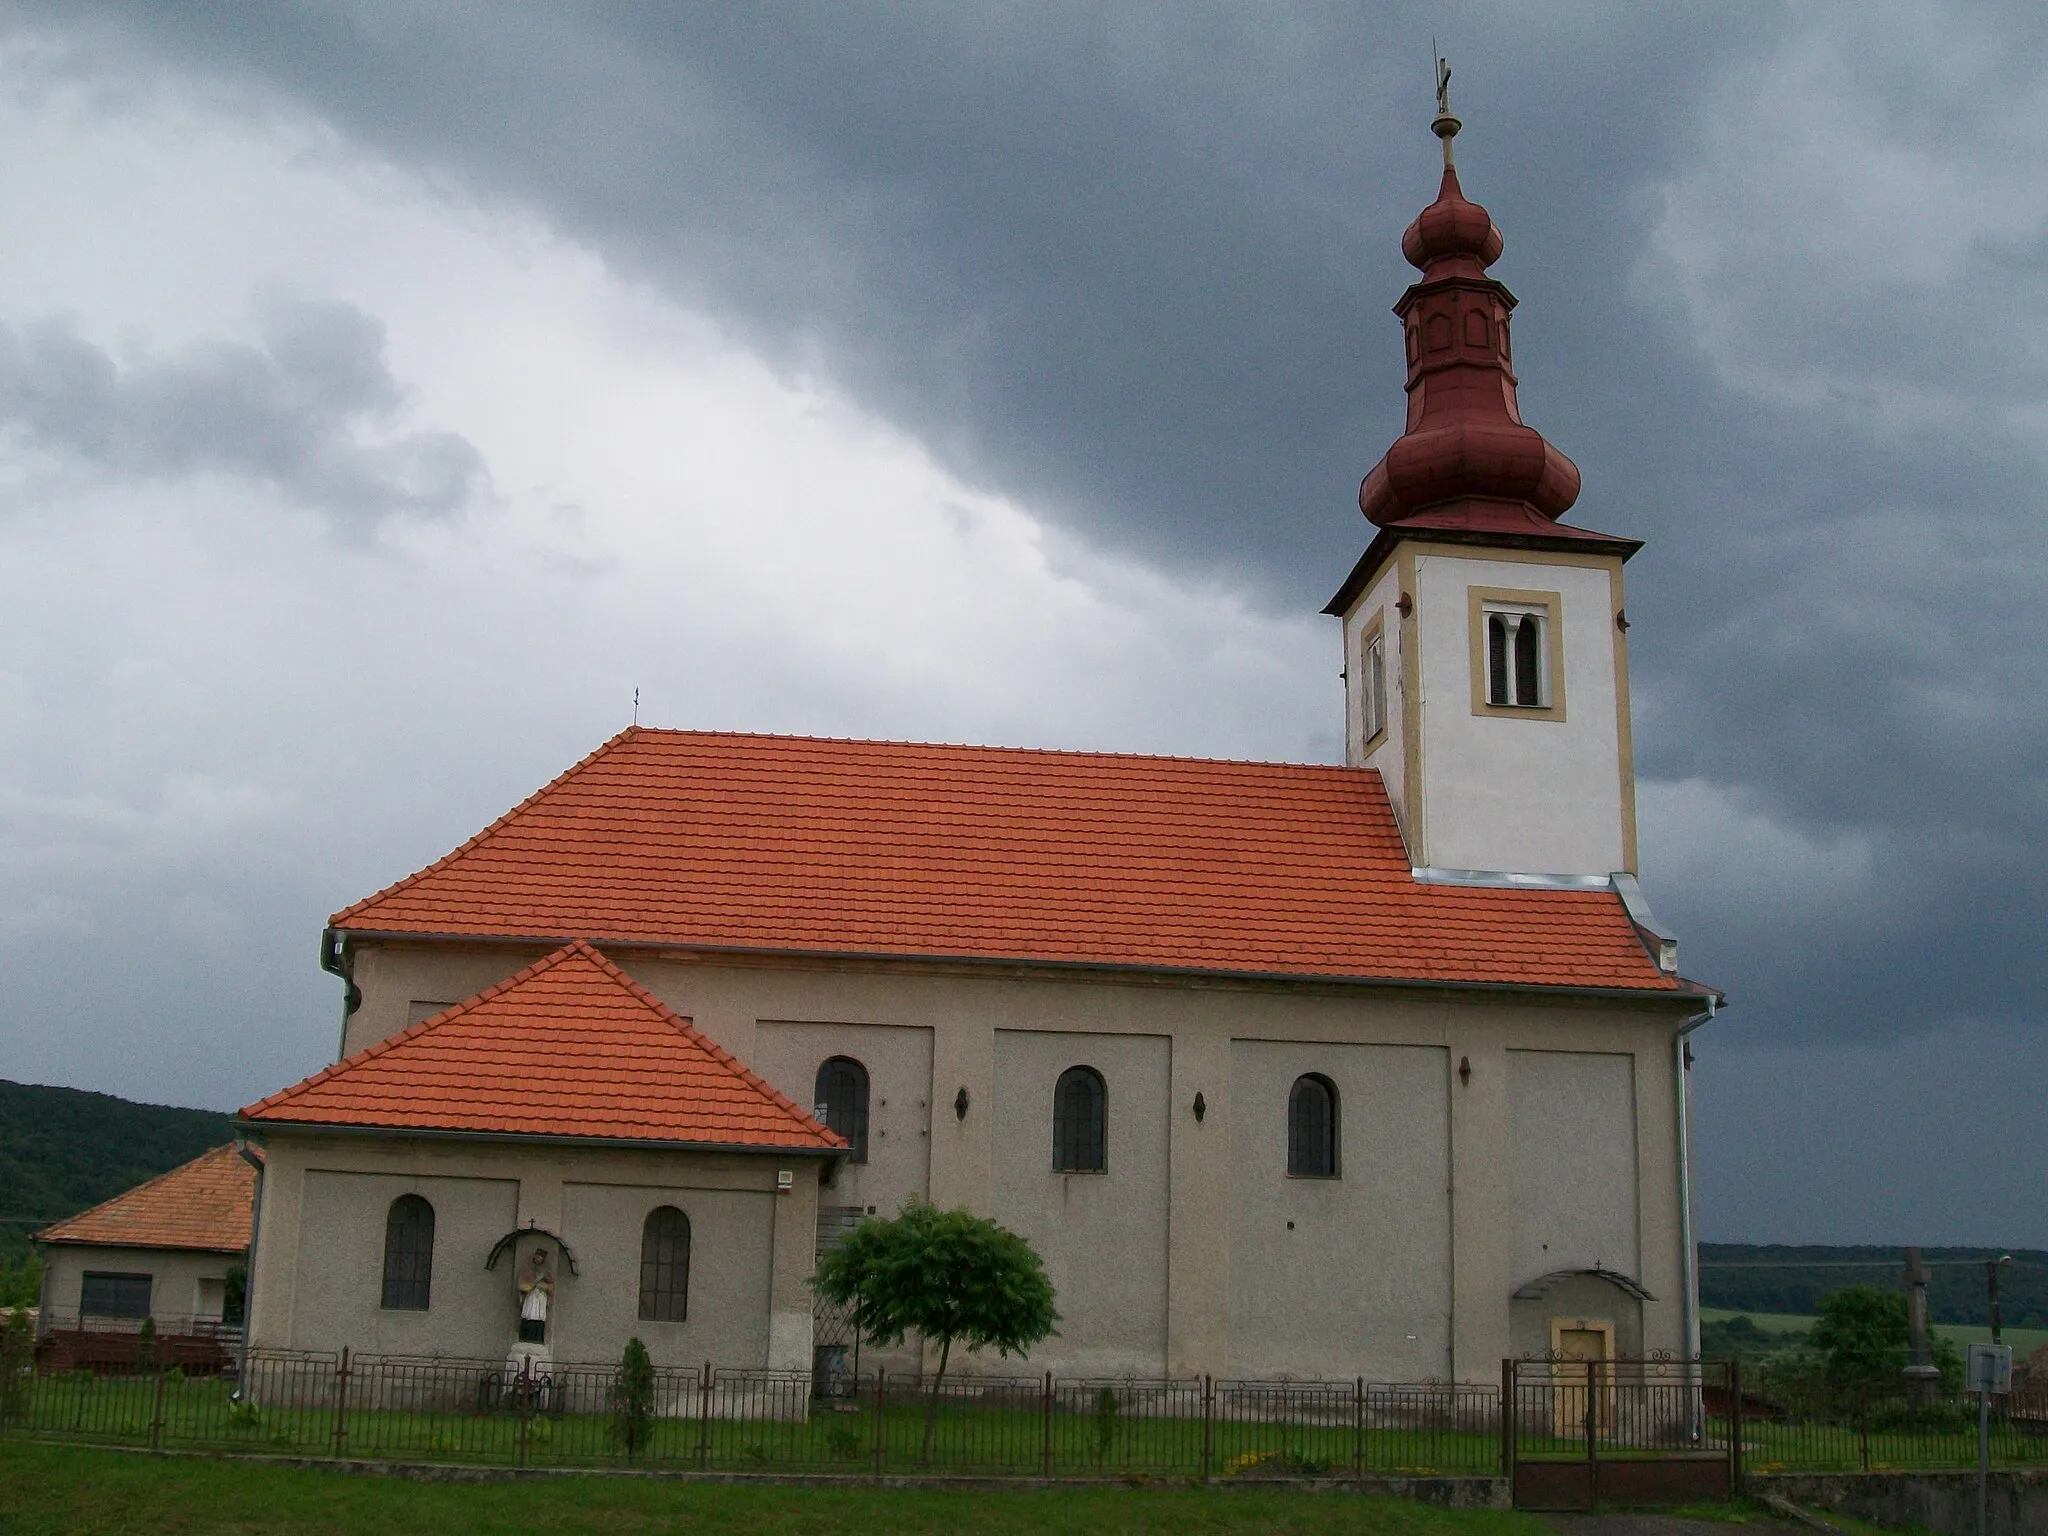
[1052,1066,1107,1173]
[638,1206,691,1322]
[380,1194,435,1311]
[1287,1074,1339,1178]
[814,1057,870,1163]
[1485,606,1549,709]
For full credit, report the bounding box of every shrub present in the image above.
[0,1304,33,1423]
[133,1317,158,1371]
[1093,1386,1120,1457]
[608,1337,656,1459]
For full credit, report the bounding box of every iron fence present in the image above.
[3,1343,2041,1481]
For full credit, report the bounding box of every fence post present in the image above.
[1727,1358,1743,1496]
[1353,1376,1364,1479]
[872,1369,886,1477]
[149,1364,167,1451]
[330,1347,350,1461]
[1040,1370,1053,1478]
[515,1355,530,1470]
[1585,1357,1600,1505]
[695,1361,712,1471]
[1201,1374,1214,1483]
[1500,1358,1515,1485]
[1858,1393,1870,1473]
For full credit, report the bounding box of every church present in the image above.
[235,101,1720,1390]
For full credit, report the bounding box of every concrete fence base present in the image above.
[1754,1469,2048,1536]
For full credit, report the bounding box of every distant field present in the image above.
[1701,1307,2048,1358]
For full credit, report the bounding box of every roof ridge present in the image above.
[326,730,639,928]
[626,725,1353,775]
[573,942,836,1142]
[36,1142,240,1241]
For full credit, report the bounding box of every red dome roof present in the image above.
[1360,154,1581,527]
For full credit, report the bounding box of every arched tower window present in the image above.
[638,1206,691,1322]
[380,1194,435,1310]
[1052,1066,1107,1173]
[1485,606,1550,709]
[814,1057,870,1163]
[1287,1074,1339,1178]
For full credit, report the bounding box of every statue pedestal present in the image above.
[505,1339,553,1382]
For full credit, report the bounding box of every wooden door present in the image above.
[1552,1323,1614,1436]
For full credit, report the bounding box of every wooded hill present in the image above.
[1700,1242,2048,1328]
[0,1078,232,1266]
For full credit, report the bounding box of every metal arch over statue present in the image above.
[484,1223,581,1275]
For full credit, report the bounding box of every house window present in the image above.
[1052,1066,1107,1173]
[1486,607,1548,707]
[80,1272,153,1319]
[380,1194,435,1311]
[638,1206,691,1322]
[814,1056,870,1163]
[1287,1075,1340,1178]
[1361,627,1388,742]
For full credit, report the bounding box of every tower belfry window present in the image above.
[1485,606,1549,708]
[1359,621,1388,744]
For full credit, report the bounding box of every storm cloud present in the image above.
[2,3,2043,1242]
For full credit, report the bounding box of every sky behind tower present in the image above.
[1,3,2043,1244]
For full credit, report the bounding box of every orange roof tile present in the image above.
[331,728,1680,994]
[38,1144,254,1253]
[239,940,844,1149]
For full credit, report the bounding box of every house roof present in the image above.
[330,727,1682,995]
[239,940,844,1150]
[37,1143,255,1254]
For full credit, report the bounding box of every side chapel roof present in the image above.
[329,729,1682,995]
[240,940,844,1150]
[36,1143,255,1254]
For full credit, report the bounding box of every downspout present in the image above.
[320,927,361,1061]
[233,1138,265,1393]
[1674,997,1717,1367]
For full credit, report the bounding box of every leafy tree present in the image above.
[813,1200,1059,1462]
[1811,1286,1962,1401]
[608,1336,655,1459]
[0,1302,33,1423]
[0,1252,41,1311]
[222,1266,247,1327]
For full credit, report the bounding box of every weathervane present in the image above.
[1431,45,1461,168]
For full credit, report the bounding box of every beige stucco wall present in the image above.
[751,1020,934,1219]
[38,1243,242,1331]
[316,936,1695,1382]
[246,1129,822,1371]
[1507,1049,1641,1284]
[1410,548,1629,876]
[990,1028,1171,1375]
[1227,1040,1451,1380]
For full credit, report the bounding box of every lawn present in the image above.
[0,1440,1548,1536]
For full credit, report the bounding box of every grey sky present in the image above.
[0,3,2042,1244]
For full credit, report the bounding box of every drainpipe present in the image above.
[320,927,360,1061]
[233,1138,265,1394]
[1675,996,1718,1444]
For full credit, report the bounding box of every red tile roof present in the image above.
[331,728,1679,993]
[240,940,843,1149]
[38,1144,254,1253]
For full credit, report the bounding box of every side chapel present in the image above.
[236,97,1720,1388]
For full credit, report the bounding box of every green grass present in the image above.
[1699,1308,2048,1358]
[0,1439,1547,1536]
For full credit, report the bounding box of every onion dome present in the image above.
[1359,90,1581,528]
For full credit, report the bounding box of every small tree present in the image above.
[0,1303,34,1423]
[133,1316,158,1373]
[1811,1286,1962,1405]
[813,1200,1058,1463]
[608,1337,655,1459]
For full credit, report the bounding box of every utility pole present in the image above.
[1987,1254,2012,1346]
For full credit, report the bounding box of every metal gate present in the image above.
[1505,1356,1740,1510]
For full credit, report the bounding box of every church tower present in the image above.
[1327,78,1641,880]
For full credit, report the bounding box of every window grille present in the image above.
[1287,1074,1339,1177]
[638,1205,691,1322]
[80,1271,153,1319]
[380,1194,435,1311]
[1052,1066,1107,1173]
[814,1056,870,1163]
[1486,609,1547,707]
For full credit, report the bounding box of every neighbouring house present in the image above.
[34,1143,256,1372]
[236,111,1721,1386]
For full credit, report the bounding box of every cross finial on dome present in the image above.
[1431,47,1461,169]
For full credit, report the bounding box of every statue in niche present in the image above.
[516,1247,554,1345]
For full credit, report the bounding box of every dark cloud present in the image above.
[7,3,2048,1237]
[0,296,484,519]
